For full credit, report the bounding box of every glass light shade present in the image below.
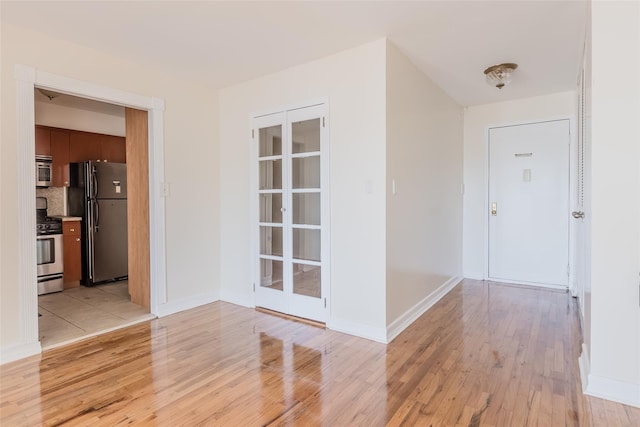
[484,63,518,89]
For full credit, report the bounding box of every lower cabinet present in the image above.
[63,220,82,288]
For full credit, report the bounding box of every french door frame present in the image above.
[249,101,330,322]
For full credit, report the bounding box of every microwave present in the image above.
[36,155,52,187]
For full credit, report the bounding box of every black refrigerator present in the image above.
[68,161,128,285]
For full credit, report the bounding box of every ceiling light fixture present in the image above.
[484,63,518,89]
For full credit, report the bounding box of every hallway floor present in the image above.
[38,281,154,349]
[4,280,636,425]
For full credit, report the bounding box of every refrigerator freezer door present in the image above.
[94,162,127,199]
[93,199,128,283]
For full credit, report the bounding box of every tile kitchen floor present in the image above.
[38,281,155,349]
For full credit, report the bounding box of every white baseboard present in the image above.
[0,341,42,365]
[327,317,387,343]
[585,374,640,408]
[463,273,483,280]
[156,292,219,317]
[579,342,640,408]
[386,276,462,343]
[219,289,253,308]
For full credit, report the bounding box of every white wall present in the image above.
[0,23,220,352]
[219,39,388,339]
[586,0,640,406]
[35,100,125,137]
[463,92,576,280]
[385,42,463,326]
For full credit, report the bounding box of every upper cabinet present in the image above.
[50,130,70,187]
[35,126,51,156]
[100,135,126,163]
[36,126,126,187]
[69,131,102,163]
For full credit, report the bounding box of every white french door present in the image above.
[252,104,329,322]
[488,120,570,288]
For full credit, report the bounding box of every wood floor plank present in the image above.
[2,279,639,426]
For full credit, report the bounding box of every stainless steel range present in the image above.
[36,197,63,295]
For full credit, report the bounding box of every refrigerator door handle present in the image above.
[87,200,94,281]
[91,166,98,199]
[94,199,100,231]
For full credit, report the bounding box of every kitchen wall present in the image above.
[1,22,220,355]
[385,42,463,330]
[35,187,65,216]
[35,93,125,137]
[462,91,576,280]
[219,39,388,340]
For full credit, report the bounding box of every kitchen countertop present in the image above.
[51,216,82,222]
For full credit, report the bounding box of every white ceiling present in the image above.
[2,1,587,107]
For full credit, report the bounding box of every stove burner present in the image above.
[36,208,62,235]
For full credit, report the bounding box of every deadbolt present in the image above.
[491,202,497,216]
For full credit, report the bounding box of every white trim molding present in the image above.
[3,64,167,364]
[386,276,462,343]
[584,375,640,408]
[156,292,219,318]
[220,289,253,308]
[579,343,640,408]
[327,317,387,344]
[0,342,42,365]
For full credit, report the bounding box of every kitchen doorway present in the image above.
[34,93,155,349]
[13,65,166,359]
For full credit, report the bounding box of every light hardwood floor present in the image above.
[2,279,639,426]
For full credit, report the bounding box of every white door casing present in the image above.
[488,119,570,288]
[8,65,166,363]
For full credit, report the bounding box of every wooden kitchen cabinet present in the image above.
[63,220,82,288]
[50,130,70,187]
[69,131,101,162]
[100,135,126,163]
[35,126,51,156]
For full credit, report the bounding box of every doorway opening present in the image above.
[34,90,155,349]
[14,65,166,359]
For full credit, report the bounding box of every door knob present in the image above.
[572,211,585,219]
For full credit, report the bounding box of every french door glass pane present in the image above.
[292,119,320,154]
[259,159,282,190]
[292,193,320,225]
[259,126,282,157]
[260,259,283,291]
[293,263,321,298]
[292,228,320,262]
[260,226,283,257]
[292,156,320,189]
[260,193,282,223]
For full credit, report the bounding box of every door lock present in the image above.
[491,202,497,216]
[572,211,585,219]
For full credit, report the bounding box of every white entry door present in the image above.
[488,120,570,287]
[252,104,329,322]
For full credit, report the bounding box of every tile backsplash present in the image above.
[36,187,66,216]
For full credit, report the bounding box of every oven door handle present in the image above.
[38,274,63,283]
